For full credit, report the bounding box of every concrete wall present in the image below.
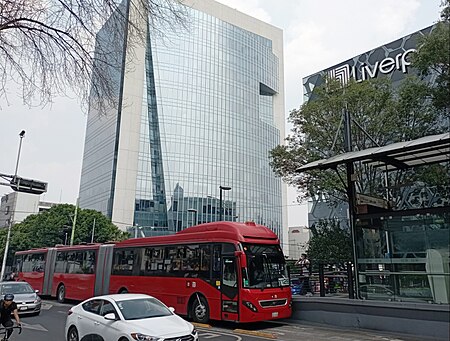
[291,297,450,340]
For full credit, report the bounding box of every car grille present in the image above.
[164,335,194,341]
[259,299,287,308]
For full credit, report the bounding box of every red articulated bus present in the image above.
[15,221,292,323]
[15,244,113,302]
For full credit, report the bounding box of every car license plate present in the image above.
[272,312,278,317]
[19,306,28,311]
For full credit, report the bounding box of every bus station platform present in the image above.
[290,296,449,340]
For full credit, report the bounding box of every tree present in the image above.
[0,204,129,264]
[0,0,185,114]
[307,219,352,264]
[270,77,446,203]
[412,0,450,111]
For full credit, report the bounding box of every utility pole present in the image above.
[343,108,358,299]
[0,220,13,281]
[91,218,96,243]
[70,199,79,246]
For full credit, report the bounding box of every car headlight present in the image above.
[130,333,163,341]
[34,297,42,304]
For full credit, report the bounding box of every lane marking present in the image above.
[21,322,48,332]
[199,332,221,339]
[197,329,242,341]
[41,303,52,310]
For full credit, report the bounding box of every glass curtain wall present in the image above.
[134,8,283,236]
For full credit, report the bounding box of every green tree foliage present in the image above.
[412,0,450,111]
[0,204,129,264]
[270,77,446,202]
[307,219,352,264]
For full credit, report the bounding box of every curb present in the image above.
[192,322,212,328]
[233,329,277,339]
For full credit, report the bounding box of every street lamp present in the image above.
[188,208,198,226]
[219,185,231,221]
[13,130,25,181]
[1,130,25,281]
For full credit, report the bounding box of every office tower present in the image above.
[78,0,287,243]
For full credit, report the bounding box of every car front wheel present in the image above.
[67,326,79,341]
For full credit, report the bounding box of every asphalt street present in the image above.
[12,300,428,341]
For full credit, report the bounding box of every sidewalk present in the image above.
[290,296,449,341]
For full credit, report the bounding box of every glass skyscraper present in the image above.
[79,0,287,243]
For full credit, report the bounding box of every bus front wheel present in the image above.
[57,284,66,303]
[191,295,209,323]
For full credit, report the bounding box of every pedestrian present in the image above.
[295,253,312,296]
[0,294,21,339]
[7,271,16,282]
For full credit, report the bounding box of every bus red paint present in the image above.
[15,222,292,323]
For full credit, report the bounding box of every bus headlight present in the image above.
[243,300,258,312]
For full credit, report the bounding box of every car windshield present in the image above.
[116,298,172,320]
[1,283,34,294]
[243,244,289,289]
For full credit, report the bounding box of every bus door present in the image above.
[221,256,239,321]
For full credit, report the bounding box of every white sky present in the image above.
[0,0,442,227]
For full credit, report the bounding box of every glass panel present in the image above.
[243,244,289,288]
[356,211,449,304]
[223,258,237,288]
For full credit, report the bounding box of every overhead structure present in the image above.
[297,133,449,172]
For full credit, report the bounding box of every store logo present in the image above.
[328,65,351,85]
[328,48,416,85]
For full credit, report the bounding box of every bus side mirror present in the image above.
[234,251,247,268]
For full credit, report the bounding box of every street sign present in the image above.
[9,176,48,195]
[356,193,388,209]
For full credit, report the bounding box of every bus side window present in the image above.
[112,249,136,276]
[14,256,22,273]
[32,254,45,272]
[55,252,68,273]
[83,251,95,274]
[212,245,221,278]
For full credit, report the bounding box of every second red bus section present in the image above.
[15,221,292,323]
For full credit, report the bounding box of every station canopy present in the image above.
[297,132,450,172]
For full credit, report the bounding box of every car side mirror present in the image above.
[104,313,117,321]
[35,289,39,294]
[168,307,175,313]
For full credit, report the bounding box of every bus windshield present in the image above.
[243,244,289,289]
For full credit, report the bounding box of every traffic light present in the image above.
[10,176,48,195]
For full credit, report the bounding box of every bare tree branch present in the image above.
[0,0,187,114]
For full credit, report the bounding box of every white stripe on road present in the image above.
[199,332,221,339]
[198,331,242,341]
[21,322,48,332]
